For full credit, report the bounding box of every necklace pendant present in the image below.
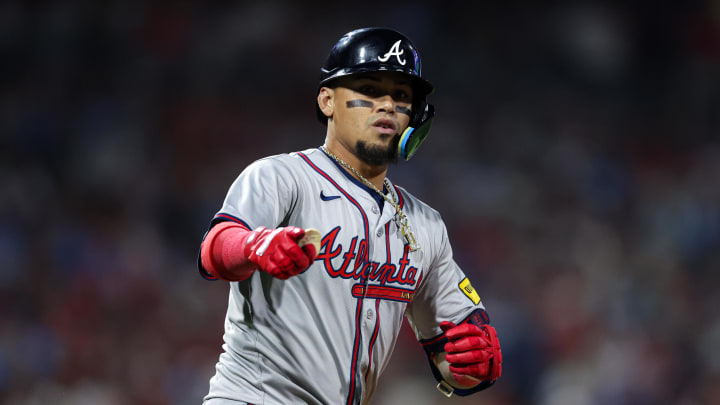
[399,217,420,251]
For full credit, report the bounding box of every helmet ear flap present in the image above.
[410,98,427,128]
[399,103,435,161]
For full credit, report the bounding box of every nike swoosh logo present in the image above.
[320,191,341,201]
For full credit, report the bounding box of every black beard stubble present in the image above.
[355,134,400,166]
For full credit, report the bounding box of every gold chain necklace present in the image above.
[320,146,420,251]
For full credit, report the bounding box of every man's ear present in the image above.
[317,87,334,120]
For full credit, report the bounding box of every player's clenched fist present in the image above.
[439,321,502,386]
[200,221,320,282]
[245,226,318,279]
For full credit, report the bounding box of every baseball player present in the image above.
[198,27,502,404]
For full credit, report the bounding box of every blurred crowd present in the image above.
[1,1,718,404]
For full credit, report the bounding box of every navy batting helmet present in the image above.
[317,27,435,160]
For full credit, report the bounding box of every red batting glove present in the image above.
[245,226,317,279]
[440,321,503,386]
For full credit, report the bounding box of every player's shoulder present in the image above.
[391,183,443,224]
[245,148,319,172]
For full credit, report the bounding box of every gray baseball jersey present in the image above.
[200,147,486,405]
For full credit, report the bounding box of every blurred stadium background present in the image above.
[1,1,719,404]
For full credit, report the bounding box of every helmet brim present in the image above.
[319,65,434,97]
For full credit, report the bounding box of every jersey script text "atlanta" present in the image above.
[314,226,419,286]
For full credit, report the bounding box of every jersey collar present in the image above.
[316,146,388,210]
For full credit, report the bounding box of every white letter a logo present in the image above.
[378,40,406,65]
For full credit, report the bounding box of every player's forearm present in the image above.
[201,221,256,281]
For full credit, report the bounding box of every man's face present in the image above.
[328,72,414,165]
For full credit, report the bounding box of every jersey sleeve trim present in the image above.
[212,213,252,230]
